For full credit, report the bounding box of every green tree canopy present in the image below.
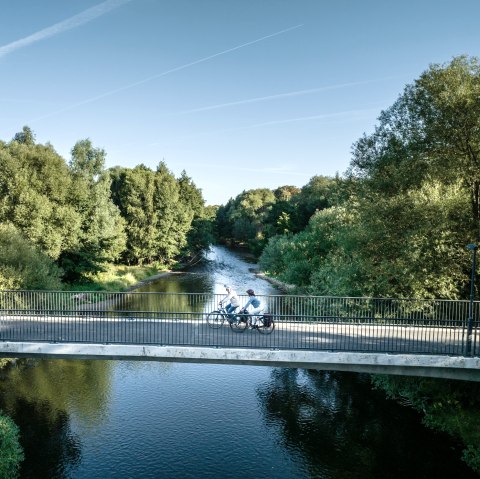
[110,163,202,265]
[60,140,126,281]
[0,223,63,290]
[350,55,480,241]
[0,131,82,259]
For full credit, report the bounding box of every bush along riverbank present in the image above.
[0,408,23,478]
[253,271,296,293]
[65,263,171,293]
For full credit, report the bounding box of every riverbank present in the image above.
[252,270,296,293]
[65,264,171,293]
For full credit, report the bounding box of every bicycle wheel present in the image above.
[206,311,225,329]
[257,315,275,335]
[230,315,248,333]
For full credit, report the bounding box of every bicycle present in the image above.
[206,304,238,329]
[229,312,275,335]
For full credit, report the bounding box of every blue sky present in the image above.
[1,0,479,205]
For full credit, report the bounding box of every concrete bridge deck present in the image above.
[1,341,479,382]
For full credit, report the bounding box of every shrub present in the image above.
[0,223,63,290]
[0,412,23,479]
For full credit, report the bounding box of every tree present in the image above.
[154,162,193,262]
[60,140,126,281]
[273,185,300,201]
[307,183,469,299]
[109,163,198,265]
[111,165,158,264]
[215,188,276,254]
[0,223,63,290]
[291,175,335,231]
[177,171,213,260]
[350,55,480,241]
[0,131,82,260]
[69,139,105,180]
[13,126,35,146]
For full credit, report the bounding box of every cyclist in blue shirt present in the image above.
[239,289,265,326]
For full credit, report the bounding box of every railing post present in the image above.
[466,244,478,356]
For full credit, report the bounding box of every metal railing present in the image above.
[0,291,478,357]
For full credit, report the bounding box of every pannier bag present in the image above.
[263,315,272,327]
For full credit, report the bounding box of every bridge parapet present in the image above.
[0,291,478,358]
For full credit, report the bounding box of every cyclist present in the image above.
[220,285,240,317]
[239,289,265,327]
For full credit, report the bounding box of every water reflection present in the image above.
[257,369,477,479]
[0,360,112,478]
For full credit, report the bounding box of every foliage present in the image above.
[290,175,335,231]
[259,56,480,300]
[259,206,351,290]
[0,411,23,479]
[60,140,127,281]
[71,263,168,292]
[0,128,210,286]
[0,224,63,290]
[13,126,35,146]
[110,163,209,265]
[371,375,480,474]
[311,182,469,298]
[0,134,82,260]
[216,178,336,257]
[349,55,480,240]
[215,188,275,251]
[174,169,213,262]
[0,359,15,369]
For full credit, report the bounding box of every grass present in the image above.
[65,263,170,292]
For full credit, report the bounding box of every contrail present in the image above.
[0,0,133,58]
[28,23,304,122]
[155,107,379,144]
[248,108,379,128]
[178,163,308,176]
[178,80,391,114]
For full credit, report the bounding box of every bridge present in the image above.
[0,290,479,381]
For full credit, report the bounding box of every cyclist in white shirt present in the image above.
[220,285,240,316]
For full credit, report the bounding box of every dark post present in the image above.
[466,244,478,356]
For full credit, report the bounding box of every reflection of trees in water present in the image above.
[0,359,113,478]
[256,369,476,479]
[13,399,81,479]
[123,274,216,315]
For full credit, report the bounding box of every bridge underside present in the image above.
[0,342,479,382]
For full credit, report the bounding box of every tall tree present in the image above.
[177,170,213,260]
[61,139,126,280]
[216,188,276,253]
[0,130,82,260]
[110,163,198,265]
[291,175,335,231]
[13,125,35,146]
[350,55,480,241]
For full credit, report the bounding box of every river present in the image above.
[0,246,477,478]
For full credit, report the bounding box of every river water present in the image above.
[0,246,477,478]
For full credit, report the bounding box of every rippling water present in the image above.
[0,246,477,478]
